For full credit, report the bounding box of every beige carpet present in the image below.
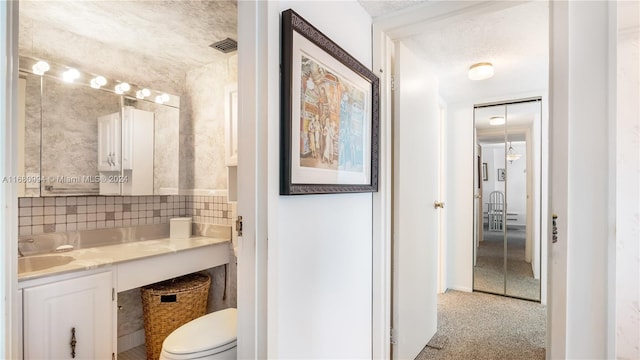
[416,290,546,360]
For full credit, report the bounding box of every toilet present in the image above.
[159,308,237,360]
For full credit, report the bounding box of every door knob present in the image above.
[434,201,445,209]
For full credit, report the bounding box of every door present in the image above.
[473,100,542,301]
[97,112,120,172]
[392,41,441,360]
[23,271,113,359]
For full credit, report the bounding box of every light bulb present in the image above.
[90,76,106,89]
[136,90,145,99]
[119,83,130,92]
[62,68,80,83]
[161,93,170,102]
[32,61,50,75]
[115,84,124,94]
[95,76,107,86]
[155,95,164,104]
[141,88,151,97]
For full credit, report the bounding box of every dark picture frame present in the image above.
[482,162,488,181]
[497,168,506,181]
[280,9,380,195]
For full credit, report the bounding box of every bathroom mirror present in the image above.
[472,99,542,302]
[18,63,181,197]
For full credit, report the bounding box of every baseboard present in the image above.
[447,285,473,293]
[118,329,146,353]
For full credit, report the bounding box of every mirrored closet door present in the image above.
[473,99,542,301]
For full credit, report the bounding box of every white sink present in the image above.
[18,255,74,273]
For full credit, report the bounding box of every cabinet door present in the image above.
[23,271,113,360]
[121,107,133,170]
[98,113,120,171]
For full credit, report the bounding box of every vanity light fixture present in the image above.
[114,82,130,94]
[489,116,505,126]
[32,60,50,75]
[468,62,494,81]
[155,93,171,104]
[136,88,151,99]
[90,76,107,89]
[62,68,81,83]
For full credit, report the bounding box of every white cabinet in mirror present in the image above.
[17,56,180,197]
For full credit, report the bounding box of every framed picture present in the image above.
[280,9,380,195]
[482,163,488,181]
[497,168,506,181]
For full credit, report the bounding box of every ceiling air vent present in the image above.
[210,38,237,53]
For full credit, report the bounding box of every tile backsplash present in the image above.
[18,195,234,236]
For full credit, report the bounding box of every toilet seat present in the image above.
[161,308,237,359]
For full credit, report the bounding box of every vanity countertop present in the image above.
[18,236,230,282]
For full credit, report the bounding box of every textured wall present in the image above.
[180,54,237,191]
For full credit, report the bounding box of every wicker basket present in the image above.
[141,272,211,360]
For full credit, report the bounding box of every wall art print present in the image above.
[280,9,379,195]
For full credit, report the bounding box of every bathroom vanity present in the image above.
[18,236,231,359]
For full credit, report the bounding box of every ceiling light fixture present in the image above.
[489,116,505,126]
[468,62,494,81]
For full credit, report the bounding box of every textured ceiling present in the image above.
[19,0,237,75]
[358,1,549,104]
[405,1,548,103]
[358,0,429,18]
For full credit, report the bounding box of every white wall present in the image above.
[266,1,373,358]
[480,142,527,226]
[446,103,474,292]
[615,1,639,358]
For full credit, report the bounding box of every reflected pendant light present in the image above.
[506,142,522,163]
[468,62,494,80]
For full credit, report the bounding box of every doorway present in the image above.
[473,99,543,301]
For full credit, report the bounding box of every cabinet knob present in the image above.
[70,327,77,358]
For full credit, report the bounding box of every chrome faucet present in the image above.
[18,238,34,257]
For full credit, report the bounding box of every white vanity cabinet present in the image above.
[22,270,114,360]
[98,106,154,196]
[98,112,121,172]
[121,107,154,195]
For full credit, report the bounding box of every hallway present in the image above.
[416,290,545,360]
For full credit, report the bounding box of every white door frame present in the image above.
[236,1,268,358]
[372,1,562,359]
[1,1,20,358]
